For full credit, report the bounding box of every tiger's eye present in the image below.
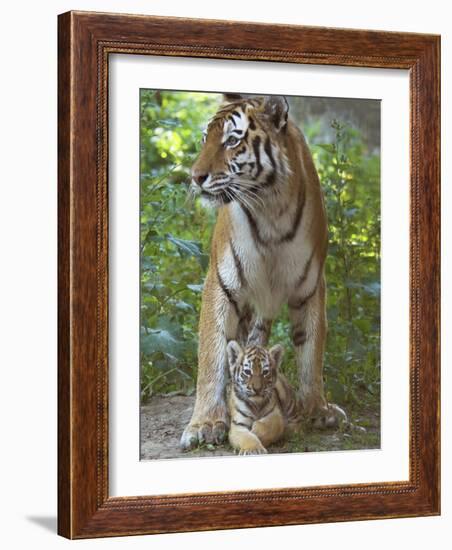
[225,136,239,147]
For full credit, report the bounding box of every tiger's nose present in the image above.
[192,172,209,187]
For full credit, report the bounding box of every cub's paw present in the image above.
[180,419,228,451]
[308,403,348,430]
[237,443,268,456]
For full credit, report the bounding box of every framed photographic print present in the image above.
[58,11,440,538]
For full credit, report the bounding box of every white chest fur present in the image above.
[218,202,317,319]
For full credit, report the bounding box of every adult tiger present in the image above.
[180,94,346,450]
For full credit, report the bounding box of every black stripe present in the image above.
[239,394,255,409]
[264,137,276,171]
[252,136,263,177]
[229,238,245,287]
[234,368,241,387]
[259,403,276,420]
[262,171,276,188]
[280,185,306,243]
[232,420,251,429]
[242,206,263,247]
[274,387,283,411]
[240,393,270,416]
[292,328,307,346]
[289,292,313,311]
[237,306,252,345]
[236,407,254,420]
[288,274,321,310]
[248,117,256,130]
[289,240,327,309]
[295,248,315,288]
[241,187,305,247]
[216,264,240,316]
[247,318,272,346]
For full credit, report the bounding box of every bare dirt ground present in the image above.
[140,395,380,460]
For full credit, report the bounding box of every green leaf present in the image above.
[167,234,203,257]
[141,258,156,272]
[141,316,185,358]
[175,300,195,312]
[363,282,380,296]
[187,283,204,293]
[344,207,358,218]
[316,143,336,154]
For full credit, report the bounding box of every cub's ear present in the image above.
[226,340,243,375]
[269,344,284,369]
[222,93,244,103]
[262,95,289,132]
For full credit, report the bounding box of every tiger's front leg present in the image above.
[289,273,347,429]
[180,267,239,450]
[229,423,267,455]
[251,409,285,448]
[247,317,272,346]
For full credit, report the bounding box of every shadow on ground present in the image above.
[26,516,57,533]
[140,395,380,460]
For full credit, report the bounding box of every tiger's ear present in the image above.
[226,340,243,375]
[222,93,244,103]
[269,344,284,369]
[262,95,289,132]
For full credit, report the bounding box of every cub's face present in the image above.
[226,341,284,400]
[190,95,290,208]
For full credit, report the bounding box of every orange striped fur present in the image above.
[181,94,346,451]
[226,341,301,454]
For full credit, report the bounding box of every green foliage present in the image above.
[320,121,380,408]
[140,91,380,414]
[140,90,219,398]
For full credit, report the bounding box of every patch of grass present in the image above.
[184,403,381,457]
[270,402,380,454]
[280,424,380,454]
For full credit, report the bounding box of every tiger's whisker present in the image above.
[232,184,264,211]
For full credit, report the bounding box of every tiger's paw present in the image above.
[238,446,268,456]
[308,403,348,430]
[180,418,228,451]
[236,441,268,455]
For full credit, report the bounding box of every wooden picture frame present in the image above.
[58,11,440,539]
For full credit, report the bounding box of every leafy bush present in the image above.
[140,91,380,414]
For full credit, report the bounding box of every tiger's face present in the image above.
[191,95,290,208]
[226,340,284,400]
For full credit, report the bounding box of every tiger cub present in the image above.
[226,340,301,455]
